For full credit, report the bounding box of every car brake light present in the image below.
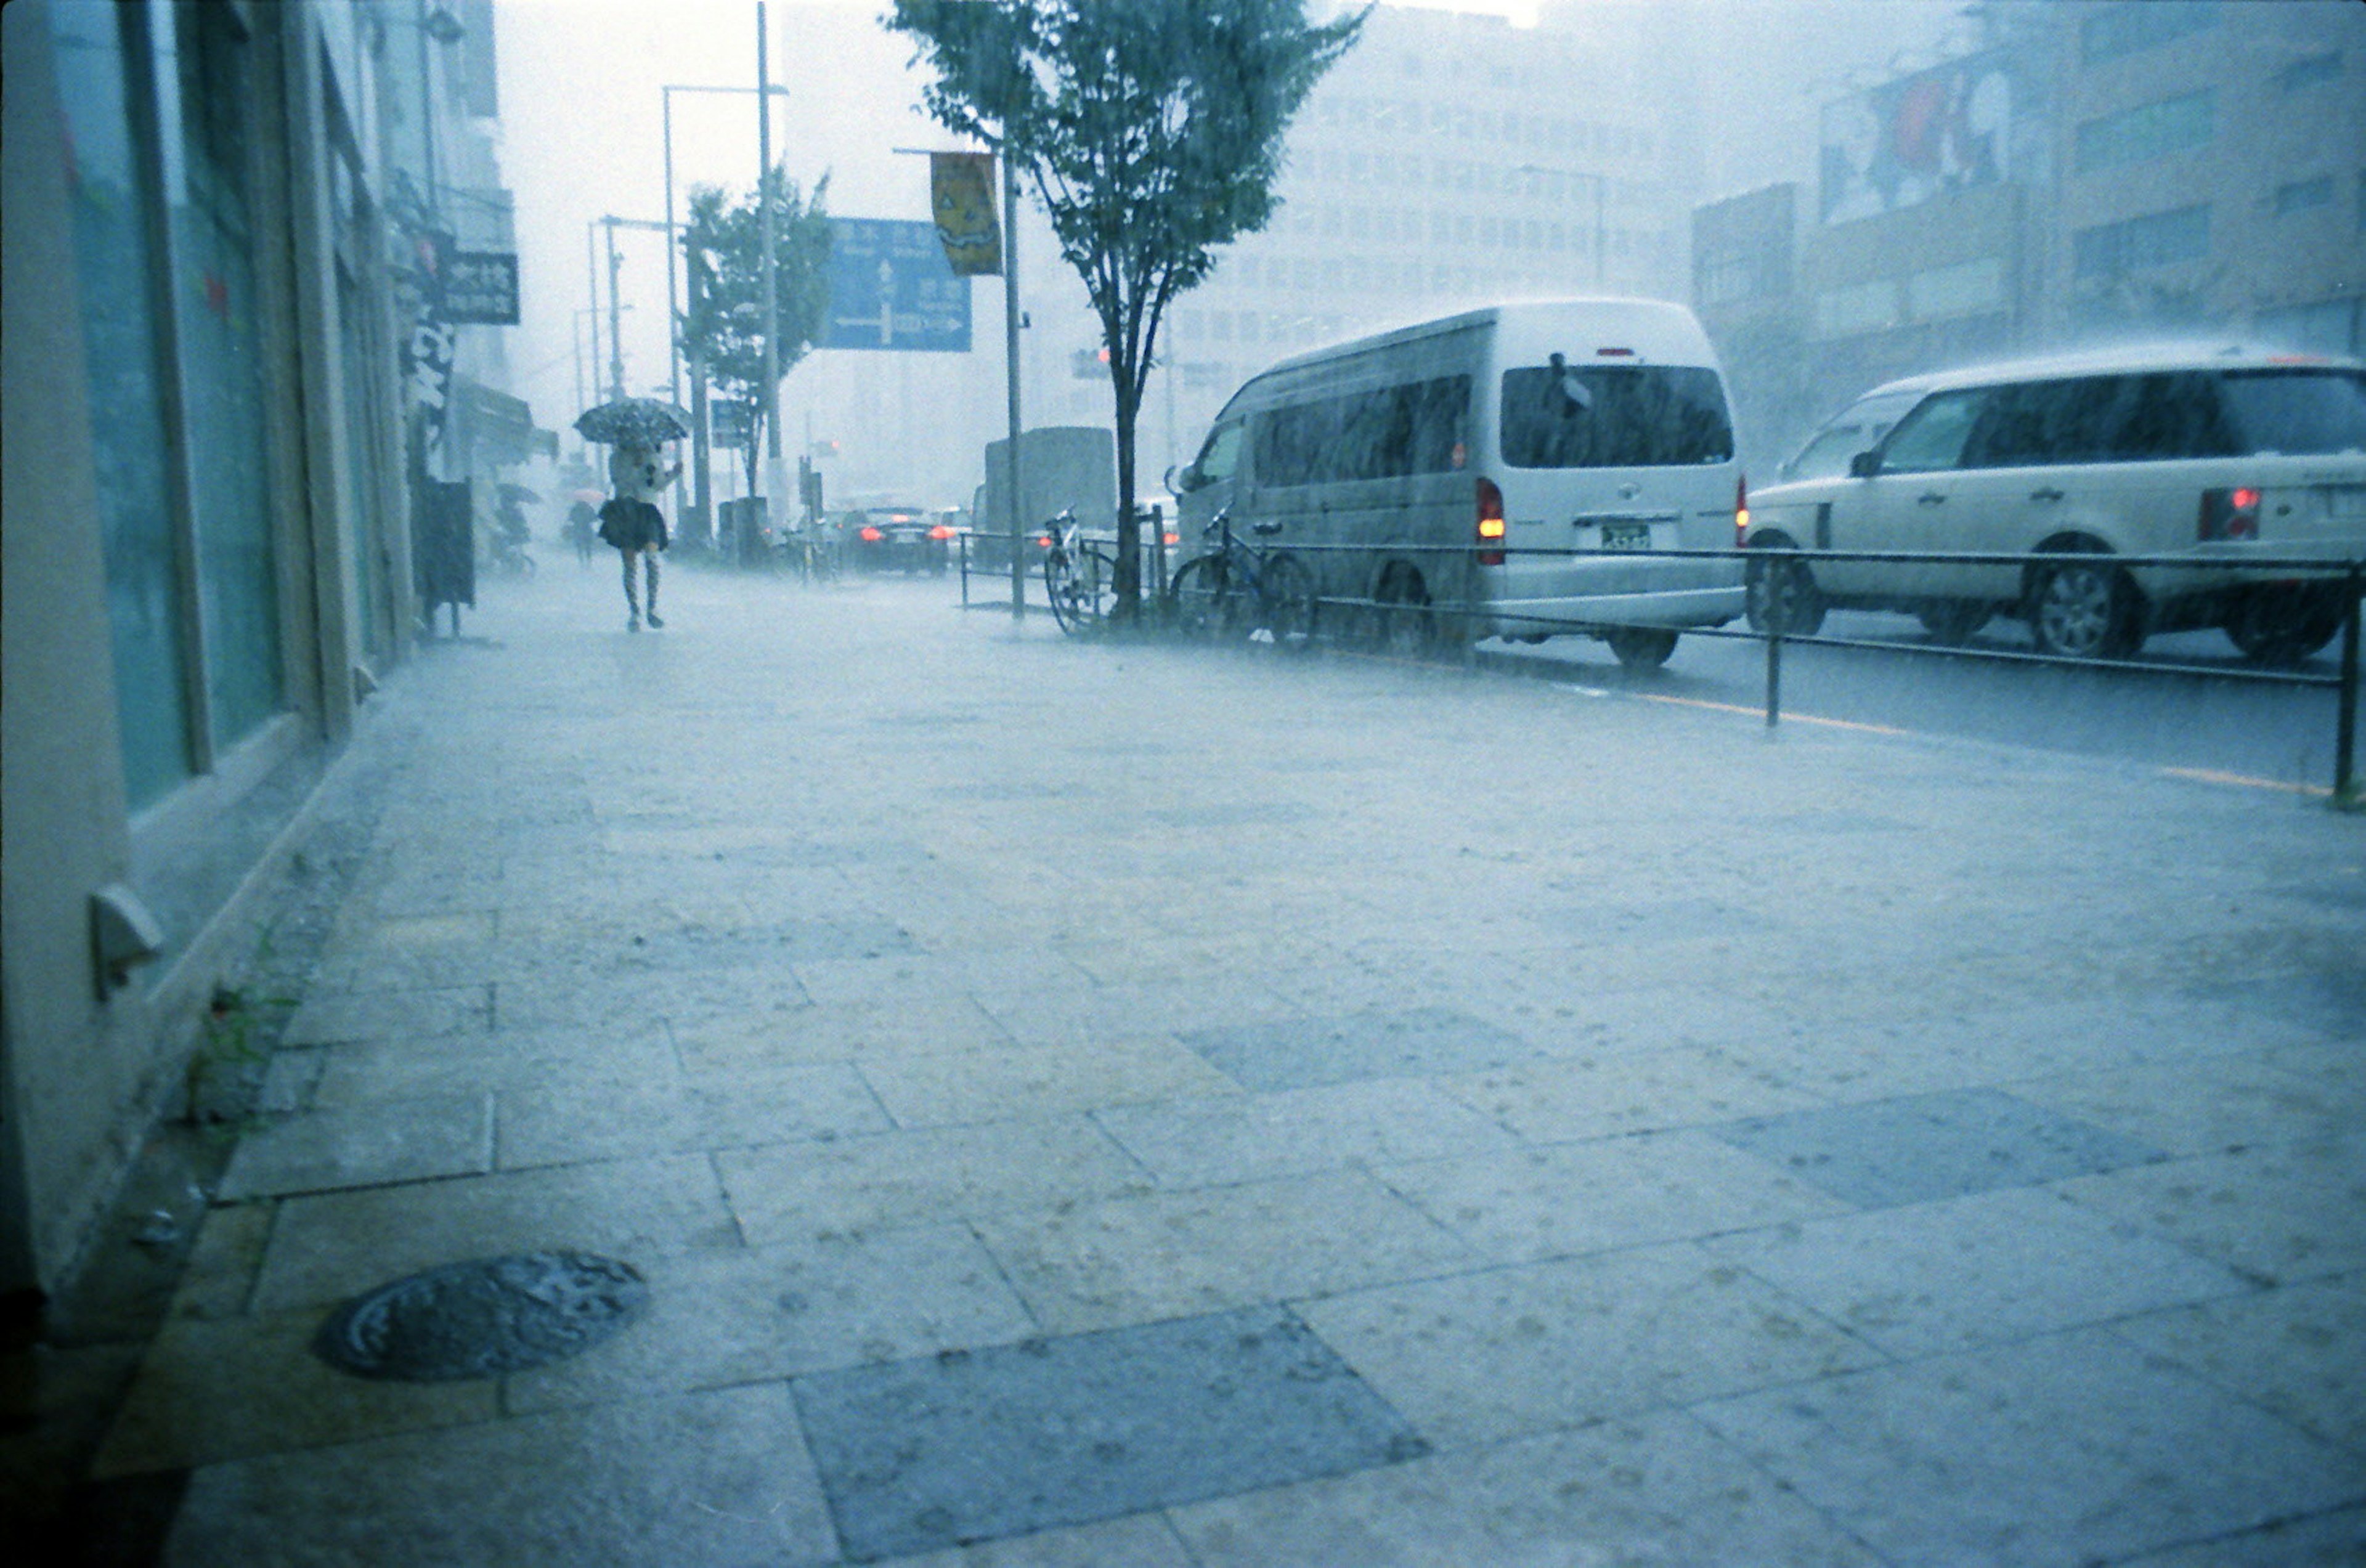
[1036,535,1053,548]
[927,524,954,540]
[859,525,884,543]
[1735,472,1750,547]
[2198,487,2261,541]
[1163,531,1179,546]
[1476,477,1505,566]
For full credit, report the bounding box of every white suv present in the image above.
[1744,346,2366,660]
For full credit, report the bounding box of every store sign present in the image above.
[444,250,520,325]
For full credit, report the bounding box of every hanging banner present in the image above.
[929,152,1002,277]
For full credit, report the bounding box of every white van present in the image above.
[1168,299,1746,668]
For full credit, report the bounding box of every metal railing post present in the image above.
[2337,564,2361,803]
[1765,619,1783,728]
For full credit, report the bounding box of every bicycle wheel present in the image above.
[1169,556,1243,640]
[1258,554,1317,651]
[1046,543,1116,635]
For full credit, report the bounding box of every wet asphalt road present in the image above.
[1483,608,2353,795]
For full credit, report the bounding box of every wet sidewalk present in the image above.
[81,563,2366,1563]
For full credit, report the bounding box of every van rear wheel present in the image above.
[1376,571,1433,658]
[1606,627,1678,670]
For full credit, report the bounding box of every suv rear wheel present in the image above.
[2028,554,2143,659]
[2226,584,2344,665]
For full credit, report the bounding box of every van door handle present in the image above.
[1917,492,1946,506]
[2029,487,2064,503]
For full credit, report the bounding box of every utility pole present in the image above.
[604,218,625,400]
[688,255,712,552]
[1002,146,1024,619]
[757,2,785,532]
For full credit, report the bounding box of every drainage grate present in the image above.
[312,1250,647,1381]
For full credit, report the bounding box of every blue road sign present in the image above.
[821,218,972,352]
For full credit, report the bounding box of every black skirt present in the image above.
[597,499,668,551]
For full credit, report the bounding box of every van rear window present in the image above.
[2218,369,2366,456]
[1500,365,1734,469]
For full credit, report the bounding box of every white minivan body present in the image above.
[1169,299,1746,667]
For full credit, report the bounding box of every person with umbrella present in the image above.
[577,399,691,631]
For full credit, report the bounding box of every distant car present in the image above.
[845,503,956,575]
[1743,344,2366,660]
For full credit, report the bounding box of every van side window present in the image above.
[1878,388,1990,472]
[1253,375,1471,487]
[1195,421,1245,485]
[1499,365,1733,468]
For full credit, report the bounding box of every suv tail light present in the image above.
[1735,472,1750,547]
[2198,486,2261,541]
[858,525,884,543]
[1476,477,1506,566]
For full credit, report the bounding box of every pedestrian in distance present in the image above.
[567,498,598,567]
[598,441,677,631]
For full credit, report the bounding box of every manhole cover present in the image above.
[312,1250,647,1381]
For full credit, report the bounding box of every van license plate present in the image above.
[1600,522,1651,550]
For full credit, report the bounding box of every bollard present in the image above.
[1765,620,1783,729]
[2337,564,2361,804]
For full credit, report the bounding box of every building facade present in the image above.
[1,0,518,1306]
[1694,0,2366,470]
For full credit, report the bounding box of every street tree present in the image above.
[679,168,832,493]
[888,0,1364,620]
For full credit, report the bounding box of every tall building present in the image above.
[2,0,526,1306]
[1141,5,1692,479]
[1693,0,2366,469]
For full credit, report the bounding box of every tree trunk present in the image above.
[1112,361,1141,622]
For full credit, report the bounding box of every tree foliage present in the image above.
[888,0,1364,617]
[678,168,832,485]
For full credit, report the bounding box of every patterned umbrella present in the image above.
[574,397,693,446]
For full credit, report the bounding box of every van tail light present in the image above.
[1476,477,1506,566]
[1735,472,1750,548]
[2198,486,2261,541]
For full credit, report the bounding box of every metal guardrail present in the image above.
[1169,538,2366,806]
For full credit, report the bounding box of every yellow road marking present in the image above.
[1634,693,1911,736]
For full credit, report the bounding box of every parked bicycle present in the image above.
[1167,508,1317,648]
[1043,508,1118,635]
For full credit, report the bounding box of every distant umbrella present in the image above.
[574,397,693,446]
[498,482,542,506]
[571,487,606,506]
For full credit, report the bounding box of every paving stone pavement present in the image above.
[95,563,2366,1565]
